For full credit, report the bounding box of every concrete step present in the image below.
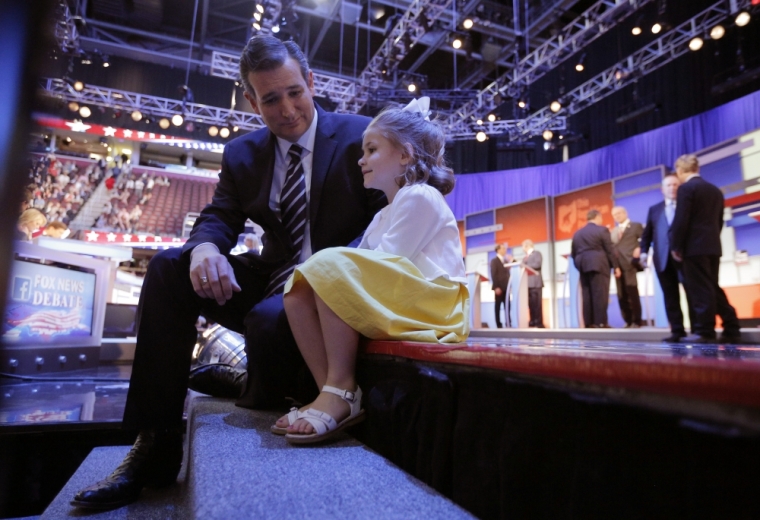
[43,397,473,519]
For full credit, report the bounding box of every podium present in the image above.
[505,263,537,328]
[466,271,489,329]
[560,254,584,328]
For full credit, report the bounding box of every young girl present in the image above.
[278,97,470,444]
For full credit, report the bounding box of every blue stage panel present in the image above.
[613,190,663,225]
[465,210,494,230]
[614,168,663,195]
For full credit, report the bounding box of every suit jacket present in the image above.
[640,201,671,273]
[669,176,724,257]
[571,222,616,273]
[521,250,543,288]
[183,104,386,270]
[490,255,509,291]
[611,221,643,285]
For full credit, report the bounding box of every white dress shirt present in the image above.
[359,183,467,284]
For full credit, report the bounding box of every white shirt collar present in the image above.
[618,219,630,229]
[276,108,319,159]
[525,248,534,255]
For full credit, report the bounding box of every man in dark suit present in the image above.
[610,206,644,328]
[639,174,693,342]
[670,154,741,343]
[521,239,544,327]
[490,243,511,327]
[571,209,616,328]
[72,36,385,510]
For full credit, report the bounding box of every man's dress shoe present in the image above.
[71,429,183,510]
[188,363,247,398]
[662,333,686,343]
[719,331,742,344]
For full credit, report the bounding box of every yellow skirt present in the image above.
[284,247,470,343]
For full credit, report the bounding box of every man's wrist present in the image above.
[191,242,220,261]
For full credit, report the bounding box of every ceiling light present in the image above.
[233,125,239,132]
[253,12,261,21]
[735,11,750,27]
[542,129,554,141]
[550,100,562,113]
[407,83,416,92]
[463,18,474,30]
[710,25,725,39]
[256,4,264,13]
[81,56,92,65]
[475,131,487,142]
[208,126,219,137]
[517,99,527,109]
[689,36,704,51]
[68,101,79,112]
[575,63,584,72]
[487,113,496,122]
[102,55,110,67]
[253,22,261,31]
[651,22,662,34]
[272,25,280,33]
[131,110,143,122]
[476,119,483,125]
[632,26,642,36]
[452,37,462,49]
[220,127,230,138]
[159,118,170,129]
[79,106,91,118]
[172,114,184,126]
[73,80,84,91]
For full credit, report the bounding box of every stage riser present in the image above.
[356,356,760,519]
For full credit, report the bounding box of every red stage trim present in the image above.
[362,340,760,408]
[725,191,760,208]
[33,114,191,144]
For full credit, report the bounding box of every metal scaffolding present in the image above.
[510,0,755,140]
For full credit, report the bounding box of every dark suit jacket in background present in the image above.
[667,175,740,338]
[611,222,643,286]
[490,256,509,292]
[124,104,387,429]
[571,222,616,273]
[640,201,671,274]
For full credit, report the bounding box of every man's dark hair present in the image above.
[494,244,504,252]
[587,209,601,221]
[239,35,310,98]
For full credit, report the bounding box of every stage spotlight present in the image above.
[475,131,487,142]
[253,22,261,31]
[517,99,527,109]
[452,37,462,49]
[463,18,474,30]
[102,55,110,67]
[253,12,262,21]
[632,15,643,36]
[255,3,264,13]
[632,26,642,35]
[476,119,483,125]
[233,125,239,132]
[651,22,662,34]
[735,11,750,27]
[550,100,562,113]
[220,127,231,138]
[575,53,586,72]
[131,110,143,122]
[710,25,725,39]
[79,106,91,118]
[68,101,79,112]
[487,113,496,122]
[689,37,704,51]
[159,118,170,129]
[543,141,552,151]
[272,25,280,33]
[81,56,92,65]
[542,129,553,141]
[73,80,84,91]
[172,114,184,126]
[209,126,219,137]
[408,82,416,92]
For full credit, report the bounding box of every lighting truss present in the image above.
[54,1,80,55]
[449,117,567,141]
[510,0,756,140]
[210,51,360,113]
[352,0,454,111]
[40,78,266,132]
[446,0,653,131]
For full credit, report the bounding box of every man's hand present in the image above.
[190,244,241,305]
[614,267,622,278]
[671,251,683,262]
[632,247,641,258]
[494,288,502,296]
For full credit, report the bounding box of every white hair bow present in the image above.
[402,96,431,121]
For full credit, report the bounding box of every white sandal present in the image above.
[270,407,303,435]
[284,385,365,444]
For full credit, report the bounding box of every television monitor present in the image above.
[2,241,110,349]
[102,303,138,339]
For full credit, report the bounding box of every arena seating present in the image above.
[132,175,215,236]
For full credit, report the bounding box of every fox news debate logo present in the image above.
[12,276,33,302]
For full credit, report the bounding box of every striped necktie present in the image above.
[264,144,307,298]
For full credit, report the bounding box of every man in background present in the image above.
[639,174,692,342]
[610,206,644,328]
[43,221,69,239]
[571,209,616,328]
[521,239,544,328]
[670,154,741,343]
[490,243,511,328]
[244,233,261,255]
